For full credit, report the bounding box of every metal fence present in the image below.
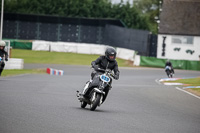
[103,25,151,56]
[2,13,157,56]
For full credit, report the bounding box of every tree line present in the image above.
[2,0,160,34]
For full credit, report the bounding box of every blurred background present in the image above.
[0,0,200,70]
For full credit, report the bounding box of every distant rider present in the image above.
[0,41,8,76]
[82,47,120,102]
[165,59,174,74]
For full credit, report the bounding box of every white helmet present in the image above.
[0,40,6,47]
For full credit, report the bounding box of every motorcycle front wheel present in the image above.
[90,93,101,111]
[170,73,173,78]
[81,101,87,108]
[166,71,171,78]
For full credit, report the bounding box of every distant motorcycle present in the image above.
[165,66,173,78]
[77,68,115,111]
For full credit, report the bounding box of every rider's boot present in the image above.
[79,80,92,101]
[82,81,91,94]
[0,69,3,76]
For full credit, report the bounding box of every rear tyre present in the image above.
[90,93,101,111]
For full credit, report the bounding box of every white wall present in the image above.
[157,34,200,61]
[5,58,24,69]
[32,41,136,61]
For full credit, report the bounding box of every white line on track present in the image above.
[175,87,200,100]
[155,79,200,100]
[114,84,160,87]
[155,79,161,85]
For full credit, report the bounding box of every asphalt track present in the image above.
[0,65,200,133]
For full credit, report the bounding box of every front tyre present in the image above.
[81,101,87,108]
[170,73,173,78]
[166,71,170,78]
[90,93,101,111]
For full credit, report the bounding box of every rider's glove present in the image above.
[93,65,99,71]
[114,74,119,80]
[5,58,8,61]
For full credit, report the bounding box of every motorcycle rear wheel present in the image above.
[90,93,101,111]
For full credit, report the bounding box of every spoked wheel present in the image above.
[90,93,101,111]
[81,101,87,108]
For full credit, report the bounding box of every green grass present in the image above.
[164,77,200,96]
[12,49,133,67]
[2,49,134,77]
[165,77,200,86]
[176,78,200,86]
[2,69,46,77]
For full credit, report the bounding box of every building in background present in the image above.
[157,0,200,61]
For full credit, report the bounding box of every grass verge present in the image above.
[2,69,46,77]
[164,77,200,96]
[12,49,134,67]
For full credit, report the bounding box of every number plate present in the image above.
[100,75,110,83]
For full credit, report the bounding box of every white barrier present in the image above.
[32,40,51,51]
[77,43,107,55]
[90,44,107,55]
[32,41,137,61]
[133,55,140,66]
[116,48,135,61]
[50,42,78,53]
[76,44,91,54]
[5,58,24,69]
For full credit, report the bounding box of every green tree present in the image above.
[3,0,150,31]
[134,0,162,34]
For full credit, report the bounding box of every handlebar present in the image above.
[91,67,116,79]
[98,68,115,78]
[97,68,105,72]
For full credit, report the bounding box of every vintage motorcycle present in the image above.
[165,66,173,78]
[77,68,115,111]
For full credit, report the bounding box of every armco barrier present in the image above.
[140,56,200,71]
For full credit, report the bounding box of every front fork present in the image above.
[91,89,105,106]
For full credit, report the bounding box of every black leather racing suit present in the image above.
[0,49,8,76]
[91,56,120,79]
[165,62,174,74]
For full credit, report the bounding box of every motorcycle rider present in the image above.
[165,59,174,74]
[0,40,8,76]
[81,47,120,103]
